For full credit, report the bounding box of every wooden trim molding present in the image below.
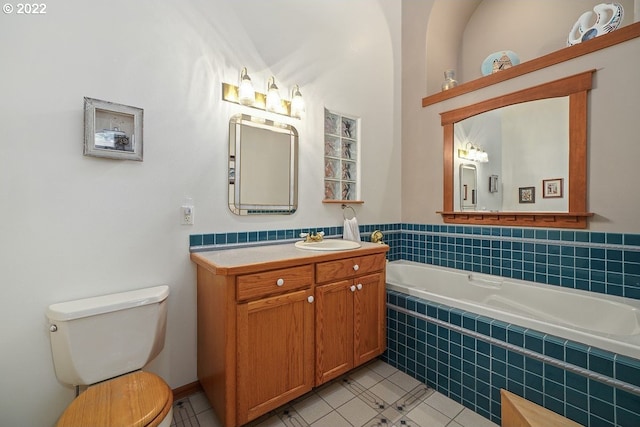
[437,211,594,229]
[422,22,640,107]
[172,381,203,402]
[439,71,594,126]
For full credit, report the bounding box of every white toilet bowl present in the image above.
[47,285,172,427]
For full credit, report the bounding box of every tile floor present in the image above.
[171,359,499,427]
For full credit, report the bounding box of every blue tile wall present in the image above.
[191,223,640,301]
[383,290,640,427]
[396,224,640,301]
[189,223,404,259]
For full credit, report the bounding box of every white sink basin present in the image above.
[294,240,361,251]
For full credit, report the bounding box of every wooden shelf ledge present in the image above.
[422,22,640,108]
[437,211,594,229]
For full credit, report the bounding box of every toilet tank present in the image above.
[46,285,169,386]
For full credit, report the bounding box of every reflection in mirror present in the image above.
[228,114,298,215]
[459,164,477,210]
[439,70,594,228]
[454,98,568,212]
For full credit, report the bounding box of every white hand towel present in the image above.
[343,217,361,242]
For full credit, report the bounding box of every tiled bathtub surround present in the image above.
[398,224,640,301]
[382,290,640,427]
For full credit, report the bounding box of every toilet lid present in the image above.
[56,371,173,427]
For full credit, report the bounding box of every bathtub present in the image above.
[385,260,640,360]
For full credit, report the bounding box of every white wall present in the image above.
[461,0,635,83]
[425,0,481,94]
[403,2,640,232]
[0,1,402,425]
[501,99,569,212]
[401,0,437,218]
[424,0,635,93]
[453,110,502,212]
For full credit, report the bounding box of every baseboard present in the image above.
[172,380,203,401]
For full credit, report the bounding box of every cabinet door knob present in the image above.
[353,264,359,271]
[307,296,314,303]
[276,278,284,286]
[356,283,363,290]
[350,285,356,292]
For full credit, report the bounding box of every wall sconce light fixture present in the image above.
[290,84,305,119]
[237,67,255,106]
[458,142,489,163]
[222,67,304,119]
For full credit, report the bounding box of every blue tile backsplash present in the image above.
[190,223,640,426]
[190,223,640,301]
[189,223,403,256]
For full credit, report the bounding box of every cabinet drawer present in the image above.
[237,265,313,301]
[316,253,386,284]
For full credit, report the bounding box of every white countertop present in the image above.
[190,241,388,276]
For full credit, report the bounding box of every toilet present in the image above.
[46,285,173,427]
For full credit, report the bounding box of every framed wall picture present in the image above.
[543,178,563,198]
[84,97,143,161]
[519,186,535,203]
[489,175,498,193]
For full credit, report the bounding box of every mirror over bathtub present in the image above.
[438,71,594,229]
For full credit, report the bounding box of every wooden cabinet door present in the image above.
[315,280,354,385]
[354,273,386,366]
[236,288,314,425]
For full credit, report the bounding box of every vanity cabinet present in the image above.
[191,242,388,427]
[236,266,315,425]
[315,254,386,385]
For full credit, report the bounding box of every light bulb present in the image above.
[468,147,478,161]
[290,84,305,119]
[237,67,255,106]
[266,76,282,113]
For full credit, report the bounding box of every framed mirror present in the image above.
[438,70,594,228]
[228,114,298,215]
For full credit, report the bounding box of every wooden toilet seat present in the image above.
[56,371,173,427]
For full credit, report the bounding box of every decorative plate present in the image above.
[481,51,520,76]
[567,3,624,46]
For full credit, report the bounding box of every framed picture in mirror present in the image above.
[519,186,535,203]
[543,178,563,198]
[489,175,498,193]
